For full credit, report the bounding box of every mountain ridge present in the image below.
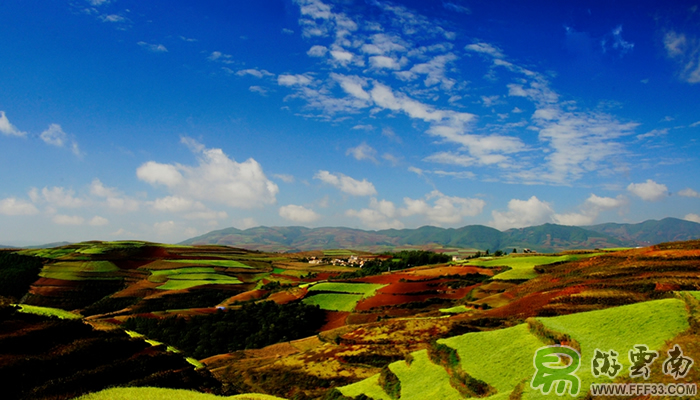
[181,217,700,253]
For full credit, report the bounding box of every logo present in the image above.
[531,345,581,396]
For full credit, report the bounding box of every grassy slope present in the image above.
[439,323,544,395]
[302,293,363,312]
[339,298,690,399]
[520,298,690,399]
[307,282,386,296]
[16,304,83,319]
[465,254,600,280]
[389,349,463,400]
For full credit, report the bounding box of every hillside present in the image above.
[2,239,700,399]
[587,217,700,245]
[181,218,700,253]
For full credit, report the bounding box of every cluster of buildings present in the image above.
[307,255,393,267]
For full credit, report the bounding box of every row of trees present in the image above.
[123,301,326,359]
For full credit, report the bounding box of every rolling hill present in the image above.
[180,218,700,253]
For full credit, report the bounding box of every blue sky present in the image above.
[1,0,700,245]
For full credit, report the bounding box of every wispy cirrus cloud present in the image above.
[664,31,700,84]
[138,41,168,53]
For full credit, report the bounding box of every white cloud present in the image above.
[100,14,125,23]
[88,216,109,226]
[278,74,313,86]
[400,190,485,225]
[443,2,470,14]
[679,188,700,198]
[150,196,198,212]
[52,214,84,225]
[490,196,555,230]
[38,186,86,208]
[40,124,67,146]
[685,214,700,224]
[404,53,457,89]
[332,74,371,100]
[249,86,269,96]
[664,31,700,84]
[90,179,140,212]
[307,45,328,57]
[273,173,295,183]
[601,25,634,55]
[346,142,378,163]
[136,162,184,187]
[237,69,274,78]
[527,107,638,184]
[314,170,377,196]
[0,111,27,137]
[552,194,628,226]
[279,204,321,223]
[346,198,404,230]
[627,179,668,202]
[0,198,39,216]
[369,55,402,70]
[184,210,228,220]
[637,128,669,140]
[39,124,81,156]
[465,42,505,59]
[137,138,279,209]
[424,152,476,167]
[137,41,168,53]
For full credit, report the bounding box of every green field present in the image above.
[156,276,242,290]
[439,323,546,395]
[15,304,83,319]
[465,254,601,280]
[148,267,242,290]
[439,305,470,314]
[166,259,253,268]
[17,248,76,259]
[307,282,386,297]
[72,387,287,400]
[302,293,364,312]
[340,298,690,399]
[389,349,463,400]
[39,261,121,280]
[149,267,217,276]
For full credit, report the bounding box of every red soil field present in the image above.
[319,311,349,331]
[403,265,494,277]
[267,287,308,305]
[484,286,584,319]
[223,289,270,305]
[354,285,475,311]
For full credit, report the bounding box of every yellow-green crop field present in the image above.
[15,304,83,319]
[340,298,690,399]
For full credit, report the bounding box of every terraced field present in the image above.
[463,253,603,280]
[339,297,691,399]
[302,282,387,311]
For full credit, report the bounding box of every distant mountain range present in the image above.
[180,217,700,253]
